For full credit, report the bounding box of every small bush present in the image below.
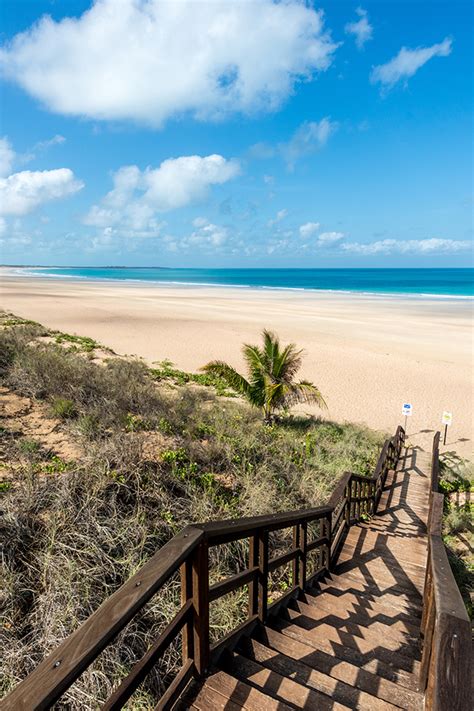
[51,397,77,419]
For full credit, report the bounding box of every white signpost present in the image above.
[402,403,412,434]
[441,411,452,445]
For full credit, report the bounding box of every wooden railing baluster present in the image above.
[192,541,209,676]
[248,534,259,618]
[257,529,269,623]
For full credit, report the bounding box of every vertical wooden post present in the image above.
[180,559,193,664]
[192,541,209,677]
[257,530,269,623]
[326,514,333,571]
[292,524,300,589]
[300,521,307,590]
[248,534,259,618]
[345,483,351,526]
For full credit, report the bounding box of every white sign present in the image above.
[442,411,452,426]
[402,403,413,416]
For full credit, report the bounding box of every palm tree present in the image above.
[201,330,327,422]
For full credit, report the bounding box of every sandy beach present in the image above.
[1,269,472,459]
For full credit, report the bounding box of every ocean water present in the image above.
[21,267,474,298]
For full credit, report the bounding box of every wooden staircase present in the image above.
[186,451,430,710]
[3,431,471,711]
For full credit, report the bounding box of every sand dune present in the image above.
[1,270,472,459]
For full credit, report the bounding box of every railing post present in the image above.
[300,521,307,590]
[292,524,300,589]
[345,482,351,526]
[180,559,194,664]
[325,513,333,571]
[257,530,269,622]
[192,541,209,676]
[248,534,259,618]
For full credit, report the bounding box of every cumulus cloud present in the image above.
[299,222,320,238]
[84,154,239,235]
[318,231,345,245]
[342,238,470,255]
[370,37,452,88]
[0,0,338,127]
[0,168,83,216]
[0,137,15,177]
[345,8,373,49]
[188,220,228,248]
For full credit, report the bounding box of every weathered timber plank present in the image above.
[257,626,423,709]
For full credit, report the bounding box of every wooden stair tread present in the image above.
[238,636,404,711]
[328,568,425,599]
[291,598,420,644]
[301,591,421,635]
[257,627,421,709]
[222,650,350,710]
[281,608,422,661]
[193,669,294,710]
[271,616,421,692]
[254,627,423,710]
[315,580,423,618]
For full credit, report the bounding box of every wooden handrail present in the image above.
[2,426,406,711]
[420,432,472,710]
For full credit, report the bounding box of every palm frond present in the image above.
[201,360,251,396]
[274,342,303,381]
[283,380,328,410]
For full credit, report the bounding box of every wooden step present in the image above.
[238,636,402,711]
[282,607,421,661]
[338,543,427,572]
[337,544,426,584]
[192,669,294,710]
[330,566,425,598]
[301,590,421,636]
[255,626,423,710]
[313,579,422,618]
[344,528,428,554]
[221,649,350,710]
[271,616,421,692]
[291,597,420,645]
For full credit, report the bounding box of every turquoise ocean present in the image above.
[20,267,474,298]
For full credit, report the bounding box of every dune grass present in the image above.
[0,316,384,708]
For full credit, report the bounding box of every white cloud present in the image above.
[345,8,373,49]
[268,208,288,226]
[342,238,471,255]
[0,137,15,177]
[0,0,338,127]
[318,231,345,245]
[370,37,452,88]
[299,222,320,238]
[279,118,337,169]
[188,220,228,248]
[84,154,239,236]
[0,168,84,216]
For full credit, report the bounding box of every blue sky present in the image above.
[0,0,472,268]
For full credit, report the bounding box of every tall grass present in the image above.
[0,319,384,708]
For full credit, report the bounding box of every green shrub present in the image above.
[51,397,77,419]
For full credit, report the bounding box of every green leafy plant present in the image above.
[51,397,77,419]
[202,329,327,422]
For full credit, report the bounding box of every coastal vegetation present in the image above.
[0,312,382,707]
[1,311,471,707]
[202,329,326,422]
